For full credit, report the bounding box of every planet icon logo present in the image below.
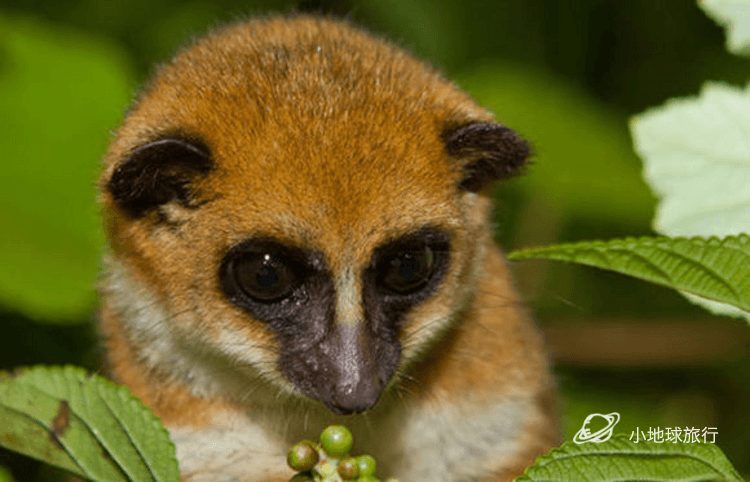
[573,412,620,444]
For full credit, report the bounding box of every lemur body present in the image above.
[98,16,558,481]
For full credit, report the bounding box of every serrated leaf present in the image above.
[0,402,85,478]
[631,82,750,320]
[0,366,179,482]
[508,235,750,316]
[516,434,743,481]
[701,0,750,56]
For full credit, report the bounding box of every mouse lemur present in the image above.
[98,15,558,482]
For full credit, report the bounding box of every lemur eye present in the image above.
[379,245,436,294]
[368,228,450,301]
[220,239,327,320]
[233,252,299,302]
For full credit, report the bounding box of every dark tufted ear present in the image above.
[107,137,215,219]
[442,123,531,192]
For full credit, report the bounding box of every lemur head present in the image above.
[99,16,529,415]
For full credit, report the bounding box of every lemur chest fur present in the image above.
[98,15,558,482]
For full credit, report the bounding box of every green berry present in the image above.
[337,456,360,480]
[356,455,376,477]
[287,441,319,472]
[356,476,378,482]
[320,425,353,458]
[316,459,339,478]
[289,472,314,482]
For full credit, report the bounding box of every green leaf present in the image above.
[0,466,15,482]
[508,234,750,315]
[516,434,743,481]
[0,14,134,321]
[632,82,750,238]
[701,0,750,57]
[631,82,750,320]
[0,366,179,482]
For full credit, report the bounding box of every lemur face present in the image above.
[100,17,529,414]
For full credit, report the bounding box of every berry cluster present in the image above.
[287,425,399,482]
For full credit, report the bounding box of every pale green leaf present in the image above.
[701,0,750,56]
[631,83,750,320]
[516,435,743,481]
[632,83,750,238]
[508,235,750,315]
[0,366,179,482]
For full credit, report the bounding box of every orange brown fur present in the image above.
[98,14,558,481]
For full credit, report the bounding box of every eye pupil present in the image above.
[256,264,279,290]
[394,253,420,281]
[382,245,435,294]
[234,252,297,302]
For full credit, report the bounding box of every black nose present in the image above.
[280,321,400,415]
[327,377,384,415]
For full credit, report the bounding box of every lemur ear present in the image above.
[442,122,531,193]
[107,137,214,219]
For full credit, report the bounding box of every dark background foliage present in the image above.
[0,0,748,480]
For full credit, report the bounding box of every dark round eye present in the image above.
[379,245,435,294]
[233,252,298,302]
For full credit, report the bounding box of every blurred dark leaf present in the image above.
[0,13,134,321]
[457,61,656,229]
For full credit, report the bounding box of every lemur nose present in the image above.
[329,376,384,415]
[321,318,385,414]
